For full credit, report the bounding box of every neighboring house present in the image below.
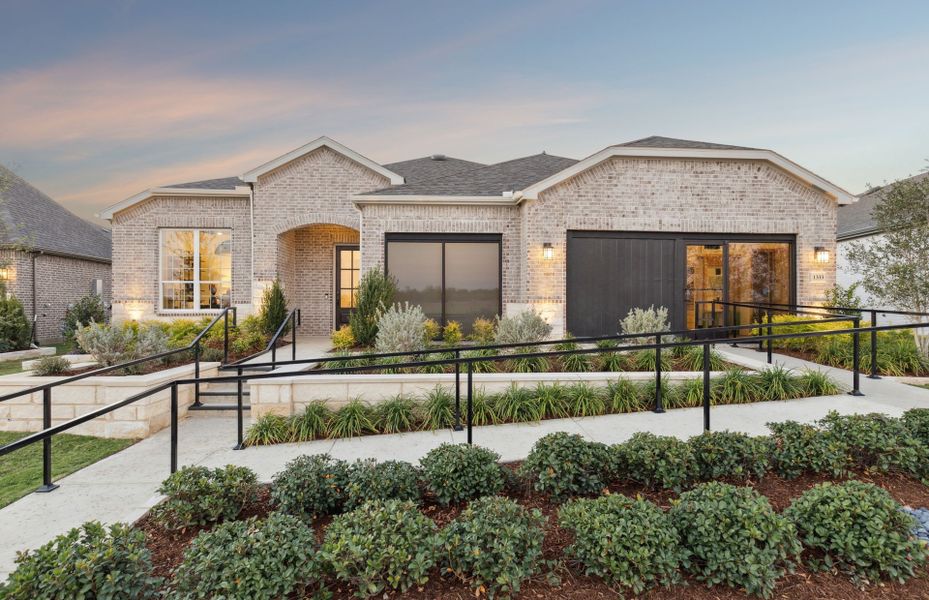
[0,164,112,343]
[99,136,854,338]
[836,171,929,324]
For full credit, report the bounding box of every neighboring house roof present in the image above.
[361,153,579,198]
[838,171,929,241]
[164,176,244,190]
[383,156,485,183]
[0,164,111,262]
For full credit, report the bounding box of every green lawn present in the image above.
[0,431,135,508]
[0,342,73,376]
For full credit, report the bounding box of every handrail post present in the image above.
[766,309,773,364]
[234,366,244,450]
[868,309,880,379]
[849,317,864,396]
[223,309,230,364]
[466,361,473,445]
[170,382,178,473]
[271,345,276,370]
[653,333,664,413]
[710,299,717,328]
[694,301,700,330]
[192,342,201,406]
[703,342,711,431]
[453,349,463,431]
[36,387,58,492]
[291,312,297,361]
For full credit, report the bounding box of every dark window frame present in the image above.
[384,233,503,327]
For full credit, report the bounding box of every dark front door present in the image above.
[335,245,360,328]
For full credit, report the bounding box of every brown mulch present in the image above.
[137,467,929,599]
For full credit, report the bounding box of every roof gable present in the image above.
[241,136,403,184]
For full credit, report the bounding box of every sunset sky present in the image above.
[2,0,928,223]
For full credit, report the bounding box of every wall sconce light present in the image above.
[542,243,554,260]
[814,246,830,264]
[0,266,10,281]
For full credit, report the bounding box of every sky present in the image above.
[1,0,928,224]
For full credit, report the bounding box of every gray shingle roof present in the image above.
[616,136,759,150]
[383,156,485,184]
[164,176,244,190]
[0,164,111,262]
[364,153,579,196]
[838,171,929,240]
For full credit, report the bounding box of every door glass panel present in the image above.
[337,249,360,311]
[445,243,499,331]
[728,242,791,330]
[686,244,724,329]
[387,242,443,320]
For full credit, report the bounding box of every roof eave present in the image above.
[96,186,251,220]
[518,146,857,205]
[353,194,518,207]
[240,136,405,184]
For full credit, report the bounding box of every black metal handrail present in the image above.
[222,308,301,371]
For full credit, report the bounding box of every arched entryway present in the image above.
[276,223,359,336]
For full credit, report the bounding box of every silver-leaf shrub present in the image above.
[619,305,670,344]
[374,302,428,353]
[494,309,552,345]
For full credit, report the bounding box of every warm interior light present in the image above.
[0,266,10,280]
[542,243,554,260]
[814,246,830,264]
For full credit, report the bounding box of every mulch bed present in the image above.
[137,466,929,599]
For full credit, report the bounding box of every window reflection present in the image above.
[388,242,443,320]
[160,229,231,310]
[728,242,791,327]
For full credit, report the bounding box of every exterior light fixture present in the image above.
[0,266,9,281]
[814,246,830,264]
[542,243,554,260]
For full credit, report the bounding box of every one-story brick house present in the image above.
[0,164,112,343]
[99,136,854,338]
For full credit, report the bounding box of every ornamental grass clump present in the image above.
[243,413,291,446]
[0,521,162,600]
[494,384,543,423]
[559,494,684,594]
[784,481,928,585]
[420,385,454,430]
[321,499,440,597]
[461,348,499,373]
[613,432,696,492]
[758,365,803,400]
[343,459,421,509]
[154,465,258,530]
[568,382,606,417]
[712,368,762,404]
[440,496,546,599]
[420,443,504,505]
[171,513,320,600]
[470,388,500,426]
[796,368,841,396]
[532,383,570,419]
[687,430,770,482]
[270,454,349,520]
[670,482,801,598]
[521,432,612,501]
[507,346,548,373]
[677,344,725,371]
[607,378,646,413]
[290,401,332,441]
[328,398,377,438]
[556,335,592,372]
[375,394,418,433]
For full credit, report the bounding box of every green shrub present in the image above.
[677,345,724,371]
[675,378,705,408]
[470,317,496,343]
[244,413,291,446]
[331,324,355,350]
[258,278,288,337]
[902,408,929,445]
[344,459,421,509]
[442,320,463,346]
[375,394,418,433]
[688,431,769,481]
[521,432,611,500]
[614,432,696,491]
[32,355,70,376]
[164,318,203,349]
[270,454,349,520]
[0,521,161,600]
[818,411,929,477]
[532,383,570,419]
[374,302,427,353]
[171,513,320,600]
[619,305,670,344]
[494,309,551,344]
[568,382,606,417]
[290,401,332,441]
[420,385,454,430]
[784,481,928,585]
[228,314,267,356]
[494,384,542,422]
[597,349,626,372]
[670,482,800,598]
[154,465,257,530]
[767,419,848,479]
[507,346,548,373]
[422,317,441,341]
[631,349,671,372]
[712,369,762,404]
[61,294,106,348]
[420,443,504,505]
[350,267,396,347]
[440,496,546,598]
[328,398,377,438]
[74,322,168,370]
[758,365,802,400]
[607,378,646,413]
[470,388,499,426]
[797,369,841,396]
[321,499,439,597]
[0,291,32,352]
[559,494,683,594]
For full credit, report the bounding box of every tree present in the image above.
[349,267,396,347]
[846,172,929,355]
[259,279,289,337]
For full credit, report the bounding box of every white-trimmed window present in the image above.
[160,229,232,311]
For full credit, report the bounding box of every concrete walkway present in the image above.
[2,347,929,580]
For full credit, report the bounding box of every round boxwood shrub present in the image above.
[669,482,800,598]
[784,481,928,585]
[520,432,612,501]
[420,443,504,505]
[320,499,439,597]
[559,494,683,595]
[613,432,696,492]
[344,458,421,509]
[171,512,320,599]
[439,496,546,598]
[153,464,258,530]
[766,419,848,479]
[270,454,349,520]
[0,521,161,600]
[687,430,770,482]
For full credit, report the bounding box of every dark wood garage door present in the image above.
[566,232,682,336]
